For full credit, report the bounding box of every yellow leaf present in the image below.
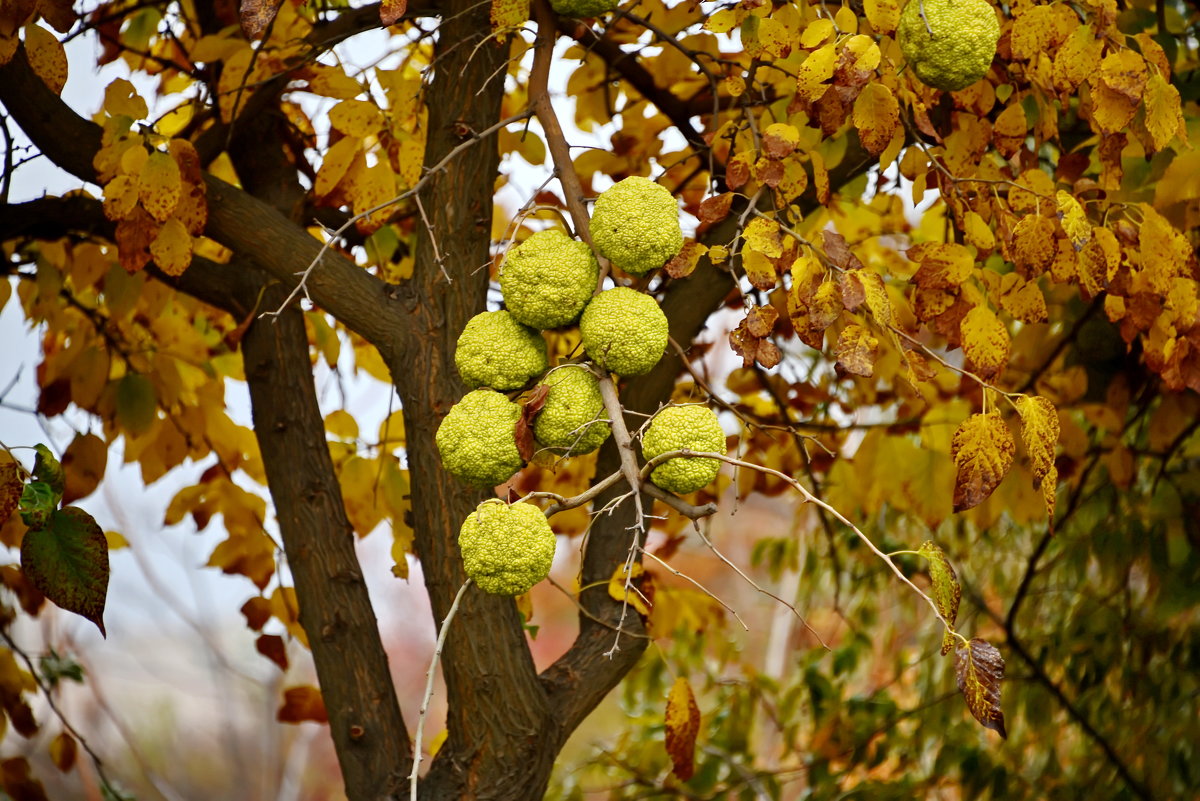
[863,0,901,34]
[49,732,76,773]
[139,151,182,222]
[349,159,397,235]
[104,78,148,120]
[489,0,528,33]
[860,271,893,328]
[149,217,192,276]
[1013,394,1059,501]
[1143,72,1185,152]
[1089,81,1137,134]
[998,274,1047,323]
[799,19,835,50]
[918,540,961,654]
[743,217,783,259]
[992,103,1026,157]
[795,44,837,103]
[853,83,899,158]
[1053,23,1102,94]
[61,432,108,504]
[705,8,744,34]
[909,242,975,289]
[328,99,385,138]
[755,17,790,59]
[316,137,361,200]
[951,411,1015,512]
[664,677,700,781]
[102,174,138,221]
[1077,226,1118,297]
[959,305,1010,380]
[338,456,385,536]
[835,323,878,377]
[324,409,359,440]
[954,637,1007,737]
[1055,191,1090,251]
[23,23,66,93]
[608,562,649,616]
[1099,49,1147,102]
[306,64,362,100]
[962,211,995,252]
[277,685,328,724]
[1010,214,1056,276]
[809,280,843,330]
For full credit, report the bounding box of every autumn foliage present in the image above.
[0,0,1198,799]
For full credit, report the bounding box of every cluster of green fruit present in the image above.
[436,177,727,596]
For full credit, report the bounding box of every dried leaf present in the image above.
[955,638,1007,738]
[960,305,1010,380]
[853,83,899,157]
[911,242,974,289]
[835,323,878,377]
[919,540,961,654]
[1013,394,1059,491]
[1010,215,1056,277]
[809,281,843,330]
[665,240,707,279]
[698,193,734,225]
[49,732,76,773]
[277,685,328,724]
[256,634,289,671]
[380,0,408,25]
[951,412,1015,512]
[515,384,549,462]
[0,455,21,527]
[664,677,700,781]
[1055,191,1090,251]
[61,433,107,505]
[239,0,279,39]
[762,123,799,159]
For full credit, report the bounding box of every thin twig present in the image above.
[410,579,472,800]
[641,547,748,630]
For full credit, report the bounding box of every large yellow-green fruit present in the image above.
[897,0,1000,92]
[435,389,524,488]
[590,176,683,277]
[454,310,548,390]
[579,287,668,376]
[641,405,726,494]
[534,365,611,456]
[499,229,599,330]
[459,500,557,596]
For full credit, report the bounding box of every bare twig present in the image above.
[641,547,748,630]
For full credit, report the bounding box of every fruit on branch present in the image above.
[897,0,1000,92]
[641,405,726,494]
[590,176,684,277]
[436,389,525,487]
[500,229,600,329]
[580,287,669,376]
[534,365,612,456]
[549,0,620,18]
[459,500,557,596]
[454,310,549,390]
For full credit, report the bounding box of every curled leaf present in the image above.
[664,677,700,781]
[918,540,961,654]
[951,412,1015,512]
[955,638,1007,738]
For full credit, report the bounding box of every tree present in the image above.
[0,0,1197,799]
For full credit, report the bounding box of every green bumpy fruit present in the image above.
[897,0,1000,92]
[641,405,726,494]
[590,176,684,277]
[455,310,548,390]
[459,500,557,596]
[534,366,611,456]
[579,287,668,376]
[435,389,524,487]
[500,229,600,329]
[550,0,619,17]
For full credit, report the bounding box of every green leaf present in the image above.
[39,648,85,688]
[115,374,157,436]
[21,507,110,637]
[33,444,65,499]
[954,637,1006,738]
[18,482,58,529]
[919,540,961,655]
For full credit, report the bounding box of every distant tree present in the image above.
[1,1,1198,799]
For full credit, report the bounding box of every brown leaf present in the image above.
[955,638,1007,738]
[809,281,843,330]
[665,240,707,279]
[664,677,700,781]
[745,305,778,338]
[0,455,21,528]
[380,0,408,25]
[277,685,328,724]
[698,192,734,225]
[241,596,271,630]
[49,732,77,773]
[835,323,878,377]
[60,433,107,505]
[822,230,863,270]
[239,0,280,39]
[0,757,49,801]
[515,384,550,462]
[256,634,289,671]
[951,412,1015,512]
[909,242,975,290]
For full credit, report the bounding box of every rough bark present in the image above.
[242,289,412,801]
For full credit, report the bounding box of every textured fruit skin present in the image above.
[591,176,684,277]
[534,366,611,456]
[459,500,557,596]
[641,405,726,494]
[435,389,524,487]
[897,0,1000,92]
[454,310,548,390]
[549,0,619,17]
[500,229,599,329]
[580,287,668,376]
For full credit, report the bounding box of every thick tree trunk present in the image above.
[243,290,412,801]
